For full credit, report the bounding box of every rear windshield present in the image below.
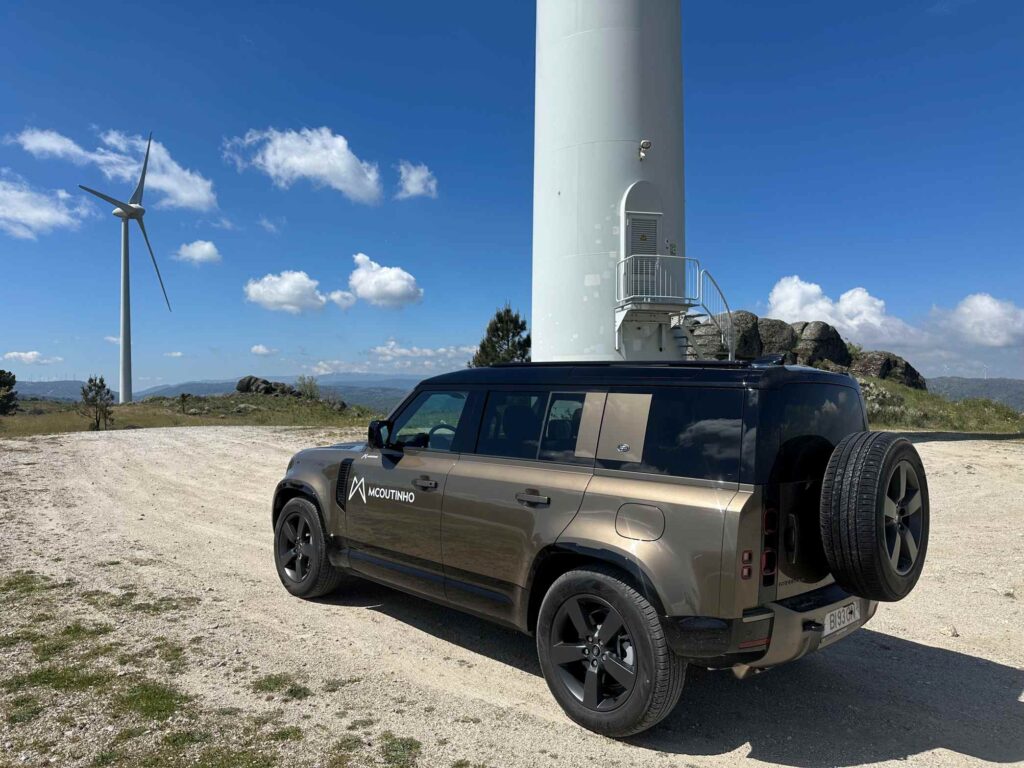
[761,382,866,484]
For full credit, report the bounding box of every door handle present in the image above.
[413,477,438,490]
[515,491,550,506]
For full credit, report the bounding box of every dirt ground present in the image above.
[1,426,1022,768]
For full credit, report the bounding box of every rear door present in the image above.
[441,390,604,624]
[345,389,474,600]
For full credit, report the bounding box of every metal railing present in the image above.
[616,254,700,306]
[615,253,735,361]
[696,269,735,361]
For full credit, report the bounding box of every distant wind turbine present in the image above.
[79,133,171,404]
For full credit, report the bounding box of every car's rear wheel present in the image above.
[536,565,685,737]
[820,431,930,601]
[273,497,343,599]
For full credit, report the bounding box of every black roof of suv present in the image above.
[421,360,858,390]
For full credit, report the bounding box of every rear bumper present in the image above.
[663,583,877,667]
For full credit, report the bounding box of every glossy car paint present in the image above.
[273,363,875,670]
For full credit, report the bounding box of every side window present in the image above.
[597,388,743,482]
[538,393,587,463]
[390,390,469,452]
[476,391,547,459]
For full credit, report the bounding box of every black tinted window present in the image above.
[476,391,547,459]
[601,388,743,482]
[539,393,588,464]
[773,383,866,482]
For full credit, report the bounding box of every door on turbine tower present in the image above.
[626,213,661,300]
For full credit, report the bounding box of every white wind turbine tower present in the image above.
[79,133,171,404]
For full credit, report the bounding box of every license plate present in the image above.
[822,602,861,638]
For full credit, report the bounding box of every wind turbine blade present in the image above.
[79,185,133,210]
[136,218,172,312]
[129,133,152,205]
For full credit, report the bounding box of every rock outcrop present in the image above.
[850,351,926,390]
[235,376,300,397]
[685,312,925,390]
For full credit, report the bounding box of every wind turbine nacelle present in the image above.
[113,204,145,219]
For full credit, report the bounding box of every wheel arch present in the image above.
[525,543,667,634]
[272,480,327,533]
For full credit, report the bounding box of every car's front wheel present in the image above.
[536,565,685,737]
[273,497,343,599]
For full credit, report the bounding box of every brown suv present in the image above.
[272,360,929,736]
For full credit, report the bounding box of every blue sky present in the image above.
[2,0,1022,384]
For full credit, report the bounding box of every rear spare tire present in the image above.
[820,432,929,602]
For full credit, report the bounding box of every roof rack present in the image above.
[491,359,752,369]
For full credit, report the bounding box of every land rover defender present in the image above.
[272,359,929,736]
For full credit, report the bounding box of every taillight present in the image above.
[761,548,777,576]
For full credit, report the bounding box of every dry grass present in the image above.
[0,393,378,438]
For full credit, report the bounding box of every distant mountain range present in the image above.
[14,373,418,413]
[928,377,1024,412]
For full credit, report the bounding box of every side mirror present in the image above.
[367,420,390,450]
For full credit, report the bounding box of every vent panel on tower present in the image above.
[630,217,658,255]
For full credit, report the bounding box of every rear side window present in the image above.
[475,391,593,464]
[597,388,743,482]
[772,383,866,483]
[477,391,547,459]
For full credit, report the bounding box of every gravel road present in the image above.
[1,426,1022,767]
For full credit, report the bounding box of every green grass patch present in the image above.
[162,729,211,747]
[323,676,362,692]
[6,693,45,724]
[131,595,200,615]
[5,664,113,692]
[283,683,312,701]
[0,629,42,648]
[110,725,148,745]
[379,731,422,768]
[346,717,375,731]
[251,673,294,693]
[268,725,303,742]
[114,679,188,721]
[91,751,122,766]
[32,621,114,661]
[0,570,50,595]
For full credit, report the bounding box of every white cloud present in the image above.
[765,275,1024,377]
[10,128,216,210]
[104,335,120,345]
[328,290,357,310]
[250,344,277,356]
[767,275,924,348]
[347,253,423,308]
[395,160,438,200]
[174,240,221,265]
[3,350,64,365]
[163,351,183,358]
[371,339,476,363]
[211,216,235,230]
[934,293,1024,348]
[224,127,381,204]
[244,270,327,314]
[0,170,91,239]
[257,215,282,234]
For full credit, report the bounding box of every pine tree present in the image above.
[78,376,115,430]
[469,304,531,367]
[0,370,17,415]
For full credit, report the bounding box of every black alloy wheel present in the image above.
[549,594,636,711]
[273,497,344,599]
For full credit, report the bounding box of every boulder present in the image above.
[730,311,763,360]
[236,376,298,397]
[689,320,729,359]
[757,318,798,363]
[794,321,852,367]
[850,351,927,391]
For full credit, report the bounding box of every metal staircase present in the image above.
[615,254,735,360]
